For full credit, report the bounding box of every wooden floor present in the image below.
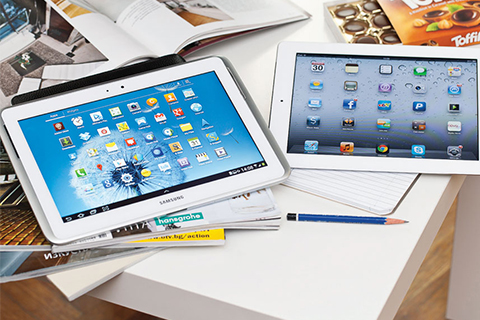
[0,201,457,320]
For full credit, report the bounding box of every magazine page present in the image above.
[51,188,280,252]
[0,247,156,283]
[0,0,109,108]
[115,0,310,55]
[46,0,157,71]
[53,0,309,57]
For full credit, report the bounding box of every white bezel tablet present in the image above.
[270,41,480,174]
[1,56,289,244]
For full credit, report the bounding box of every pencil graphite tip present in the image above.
[385,218,408,225]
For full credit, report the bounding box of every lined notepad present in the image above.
[283,169,418,215]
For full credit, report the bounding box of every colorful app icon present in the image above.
[345,63,359,73]
[190,103,203,112]
[449,103,460,112]
[306,116,320,127]
[202,119,211,127]
[377,119,391,130]
[340,142,354,153]
[102,179,114,188]
[448,66,462,77]
[143,132,157,142]
[343,99,357,110]
[59,136,73,148]
[135,117,148,127]
[113,159,127,168]
[141,169,152,177]
[68,153,77,160]
[304,140,319,152]
[53,122,64,131]
[379,64,392,74]
[128,102,141,112]
[109,107,122,117]
[151,147,164,157]
[376,144,390,154]
[125,137,137,147]
[133,153,144,162]
[158,162,171,172]
[105,142,118,152]
[448,85,461,95]
[308,98,322,108]
[342,117,355,128]
[206,132,220,142]
[87,148,99,157]
[146,98,157,107]
[344,81,357,91]
[182,88,195,98]
[413,84,427,94]
[377,100,391,111]
[196,152,210,163]
[378,83,392,92]
[180,123,193,132]
[177,157,190,167]
[310,80,323,90]
[162,127,174,137]
[447,145,463,158]
[412,120,426,131]
[448,121,462,132]
[83,183,94,194]
[154,113,167,122]
[188,137,201,148]
[72,116,83,127]
[97,164,103,171]
[162,128,175,137]
[97,127,111,136]
[413,101,427,112]
[169,141,183,152]
[215,147,228,157]
[79,132,91,141]
[75,168,87,178]
[116,122,130,132]
[90,111,103,122]
[311,61,325,72]
[414,66,427,76]
[412,145,426,156]
[164,93,177,103]
[173,108,184,117]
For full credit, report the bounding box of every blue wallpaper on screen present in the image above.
[19,71,265,218]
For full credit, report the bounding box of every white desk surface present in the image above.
[69,0,466,319]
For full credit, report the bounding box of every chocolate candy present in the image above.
[343,20,369,34]
[327,0,402,45]
[422,10,451,22]
[451,8,480,27]
[335,6,359,19]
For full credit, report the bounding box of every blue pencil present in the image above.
[286,213,408,225]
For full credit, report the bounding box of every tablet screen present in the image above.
[19,71,267,222]
[288,53,478,161]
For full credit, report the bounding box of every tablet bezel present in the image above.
[270,41,480,174]
[2,56,289,244]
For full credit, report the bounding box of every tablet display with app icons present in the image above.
[270,42,480,174]
[1,56,289,243]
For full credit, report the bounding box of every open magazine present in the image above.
[47,0,310,71]
[52,188,280,253]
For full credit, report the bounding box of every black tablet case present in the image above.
[11,54,185,105]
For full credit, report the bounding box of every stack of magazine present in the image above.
[0,0,308,292]
[0,185,281,283]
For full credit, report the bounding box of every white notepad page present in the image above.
[283,169,418,215]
